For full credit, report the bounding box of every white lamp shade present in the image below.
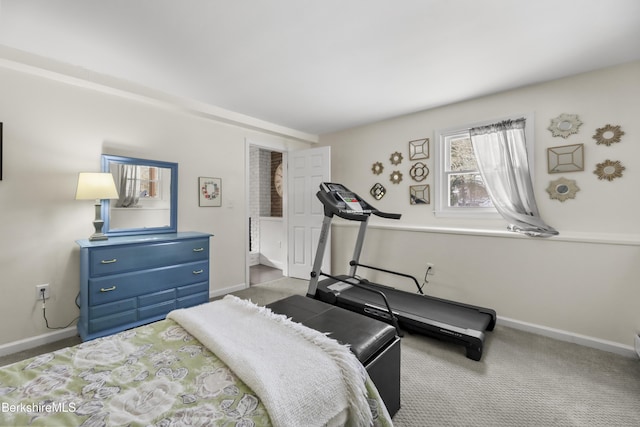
[75,172,119,200]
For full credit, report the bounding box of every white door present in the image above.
[287,146,331,279]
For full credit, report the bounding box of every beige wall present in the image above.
[0,65,310,348]
[320,61,640,353]
[0,52,637,355]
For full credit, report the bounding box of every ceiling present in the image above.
[1,0,639,138]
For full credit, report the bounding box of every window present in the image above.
[119,165,161,200]
[435,114,534,218]
[138,166,160,199]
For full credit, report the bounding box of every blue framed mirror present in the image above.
[101,154,178,236]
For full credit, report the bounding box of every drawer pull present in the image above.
[100,259,118,264]
[192,247,205,252]
[192,269,204,275]
[100,286,117,292]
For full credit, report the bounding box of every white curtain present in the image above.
[116,164,140,207]
[470,118,558,237]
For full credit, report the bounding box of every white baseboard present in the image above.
[0,327,78,358]
[498,316,638,359]
[209,283,248,299]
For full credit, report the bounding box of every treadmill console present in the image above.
[317,182,401,221]
[319,182,372,217]
[323,183,365,213]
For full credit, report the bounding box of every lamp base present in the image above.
[89,233,109,241]
[89,201,109,241]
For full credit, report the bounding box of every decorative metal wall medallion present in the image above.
[409,138,429,160]
[546,177,580,202]
[548,113,582,138]
[593,124,624,146]
[547,144,584,173]
[410,185,430,205]
[370,183,386,200]
[390,170,403,184]
[594,159,625,181]
[409,162,429,181]
[372,162,384,175]
[390,151,403,165]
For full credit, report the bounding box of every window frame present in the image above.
[434,113,535,218]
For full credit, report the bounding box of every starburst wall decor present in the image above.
[546,177,580,202]
[548,113,582,138]
[389,151,403,165]
[371,161,384,175]
[594,160,625,181]
[593,124,624,146]
[389,170,403,184]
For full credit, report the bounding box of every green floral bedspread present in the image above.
[0,319,391,426]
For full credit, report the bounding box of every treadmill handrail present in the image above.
[319,272,403,337]
[373,210,401,220]
[350,261,425,294]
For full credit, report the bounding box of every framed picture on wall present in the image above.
[199,177,221,207]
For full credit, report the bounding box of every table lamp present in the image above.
[75,172,119,241]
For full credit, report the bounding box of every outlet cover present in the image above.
[36,284,50,300]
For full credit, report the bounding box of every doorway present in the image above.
[245,141,331,288]
[248,145,286,285]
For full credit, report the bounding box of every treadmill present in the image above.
[308,182,496,361]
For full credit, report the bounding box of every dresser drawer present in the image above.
[138,300,176,319]
[89,309,138,333]
[138,288,177,307]
[89,238,209,276]
[177,291,209,308]
[89,261,209,306]
[177,281,209,297]
[89,298,137,319]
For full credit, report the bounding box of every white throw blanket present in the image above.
[168,295,373,427]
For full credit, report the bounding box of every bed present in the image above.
[0,295,393,426]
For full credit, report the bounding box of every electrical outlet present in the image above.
[635,334,640,359]
[426,263,435,276]
[36,284,50,300]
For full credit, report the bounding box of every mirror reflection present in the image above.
[101,155,178,236]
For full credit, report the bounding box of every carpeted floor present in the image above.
[233,277,640,427]
[396,325,640,426]
[3,277,639,426]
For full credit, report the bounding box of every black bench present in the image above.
[267,295,401,417]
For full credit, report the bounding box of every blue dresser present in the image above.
[76,232,212,341]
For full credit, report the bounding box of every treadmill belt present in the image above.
[339,284,492,331]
